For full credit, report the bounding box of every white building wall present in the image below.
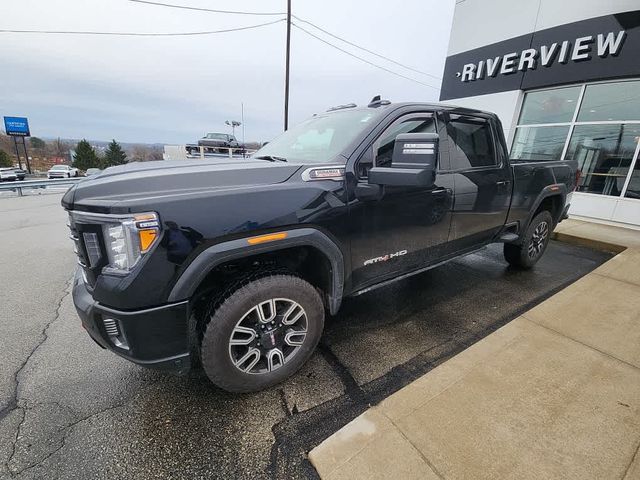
[444,0,640,228]
[448,0,640,56]
[534,0,640,31]
[448,0,539,55]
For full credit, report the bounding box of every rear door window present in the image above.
[447,116,497,170]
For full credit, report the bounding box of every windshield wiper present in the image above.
[253,155,288,163]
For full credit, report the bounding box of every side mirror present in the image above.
[368,133,438,187]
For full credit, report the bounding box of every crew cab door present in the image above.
[444,114,511,249]
[348,112,454,290]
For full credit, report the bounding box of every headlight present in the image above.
[103,213,160,274]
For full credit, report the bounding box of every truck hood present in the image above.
[62,159,302,213]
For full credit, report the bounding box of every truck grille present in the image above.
[67,212,106,287]
[68,220,89,268]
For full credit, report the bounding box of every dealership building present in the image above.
[440,1,640,227]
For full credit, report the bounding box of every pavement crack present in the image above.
[278,389,292,417]
[622,437,640,480]
[384,412,446,480]
[2,278,72,476]
[317,341,365,403]
[3,407,25,478]
[8,403,126,476]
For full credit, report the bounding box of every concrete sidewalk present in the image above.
[310,219,640,480]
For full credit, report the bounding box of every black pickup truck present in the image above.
[62,99,579,392]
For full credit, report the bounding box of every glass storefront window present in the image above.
[517,86,581,124]
[577,81,640,122]
[624,156,640,200]
[511,80,640,201]
[511,126,570,161]
[565,124,640,196]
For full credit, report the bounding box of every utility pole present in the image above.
[284,0,291,131]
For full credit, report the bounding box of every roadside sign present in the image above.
[3,116,30,137]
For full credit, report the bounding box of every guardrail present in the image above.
[0,177,83,196]
[163,144,259,161]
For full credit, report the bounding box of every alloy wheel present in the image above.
[527,221,549,259]
[228,298,308,375]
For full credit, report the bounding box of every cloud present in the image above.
[0,0,454,144]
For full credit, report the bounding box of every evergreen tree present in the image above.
[29,137,46,149]
[0,149,12,168]
[103,139,127,168]
[72,140,101,171]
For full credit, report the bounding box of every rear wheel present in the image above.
[504,211,553,269]
[200,275,324,393]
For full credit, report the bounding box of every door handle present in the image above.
[496,180,510,186]
[431,187,449,194]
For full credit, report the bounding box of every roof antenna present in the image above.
[368,95,390,108]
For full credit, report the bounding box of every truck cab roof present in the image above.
[324,100,497,120]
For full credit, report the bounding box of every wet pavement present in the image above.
[0,194,612,479]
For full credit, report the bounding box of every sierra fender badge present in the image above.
[364,250,408,266]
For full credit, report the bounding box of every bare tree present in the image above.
[131,145,163,162]
[47,137,71,159]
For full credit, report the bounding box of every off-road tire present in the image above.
[504,210,553,269]
[200,275,324,393]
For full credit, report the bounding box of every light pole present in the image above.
[225,120,241,137]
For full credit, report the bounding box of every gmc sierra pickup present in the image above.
[63,99,579,393]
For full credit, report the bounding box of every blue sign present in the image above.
[3,116,30,137]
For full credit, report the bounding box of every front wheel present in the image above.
[504,211,553,269]
[200,275,325,393]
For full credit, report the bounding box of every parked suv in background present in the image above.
[48,165,79,179]
[0,168,18,182]
[63,100,578,393]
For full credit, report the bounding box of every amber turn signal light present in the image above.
[139,229,158,252]
[247,232,288,245]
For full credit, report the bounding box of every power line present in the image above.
[129,0,285,16]
[291,23,440,90]
[291,16,441,80]
[127,0,442,81]
[0,18,284,36]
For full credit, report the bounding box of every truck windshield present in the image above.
[206,133,226,140]
[253,109,380,163]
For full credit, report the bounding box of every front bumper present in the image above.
[72,269,191,373]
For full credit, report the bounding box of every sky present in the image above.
[1,0,455,145]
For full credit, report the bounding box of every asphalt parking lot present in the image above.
[0,194,613,480]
